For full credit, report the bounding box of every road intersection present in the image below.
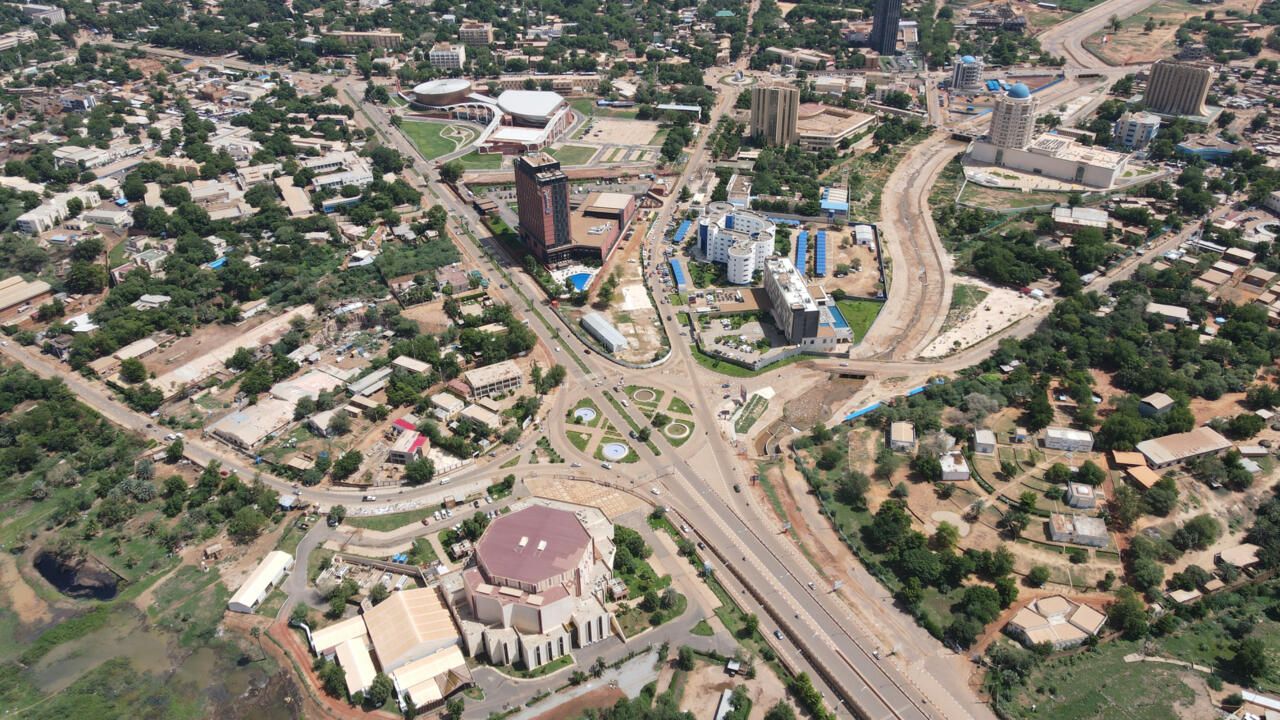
[38,3,1173,715]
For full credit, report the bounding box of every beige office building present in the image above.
[989,83,1037,149]
[1145,60,1213,117]
[750,84,800,146]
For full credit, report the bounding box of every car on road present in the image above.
[650,487,661,496]
[362,495,377,502]
[733,483,741,492]
[774,630,785,640]
[601,462,613,469]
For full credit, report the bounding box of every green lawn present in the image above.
[566,430,592,452]
[625,385,665,410]
[595,439,640,464]
[549,144,597,166]
[690,345,810,378]
[567,398,603,428]
[690,619,714,636]
[1002,639,1199,720]
[663,419,695,447]
[836,299,884,343]
[400,121,465,160]
[345,506,435,532]
[667,396,691,415]
[499,654,574,679]
[456,151,504,169]
[733,394,769,434]
[569,97,638,120]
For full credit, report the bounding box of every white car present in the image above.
[650,488,661,496]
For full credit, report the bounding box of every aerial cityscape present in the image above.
[3,0,1280,717]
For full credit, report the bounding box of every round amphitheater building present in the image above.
[411,78,474,107]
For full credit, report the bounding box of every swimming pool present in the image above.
[829,305,849,329]
[568,273,592,291]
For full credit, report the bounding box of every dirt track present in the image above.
[853,133,964,361]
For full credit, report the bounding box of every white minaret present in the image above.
[989,83,1038,150]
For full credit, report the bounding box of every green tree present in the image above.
[1023,391,1054,432]
[366,672,393,708]
[228,506,268,544]
[763,702,796,720]
[1108,586,1148,639]
[1027,565,1051,587]
[331,451,362,481]
[165,439,184,464]
[439,161,464,184]
[119,357,148,384]
[1234,637,1269,686]
[677,645,695,671]
[404,458,435,485]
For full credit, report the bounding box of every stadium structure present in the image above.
[402,80,574,155]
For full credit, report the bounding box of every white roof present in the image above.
[1045,426,1093,442]
[114,337,158,360]
[227,550,292,612]
[1136,426,1232,466]
[496,90,565,119]
[334,636,379,693]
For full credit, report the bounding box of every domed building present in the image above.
[966,81,1134,189]
[442,503,619,669]
[989,83,1037,149]
[411,78,474,107]
[951,54,984,91]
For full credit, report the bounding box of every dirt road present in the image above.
[854,133,966,361]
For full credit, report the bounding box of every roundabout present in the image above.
[663,421,691,439]
[631,388,658,404]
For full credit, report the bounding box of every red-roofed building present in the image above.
[388,430,428,464]
[452,504,617,668]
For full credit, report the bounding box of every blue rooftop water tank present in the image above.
[961,55,976,64]
[1007,82,1031,99]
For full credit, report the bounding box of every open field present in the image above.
[1081,0,1255,65]
[549,144,598,166]
[569,97,639,120]
[836,299,884,343]
[400,121,472,160]
[959,182,1072,210]
[455,151,504,169]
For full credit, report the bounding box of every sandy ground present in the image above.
[678,661,784,720]
[531,687,626,720]
[921,286,1043,358]
[1083,0,1256,65]
[1,551,52,625]
[525,477,648,519]
[578,118,663,147]
[152,306,315,397]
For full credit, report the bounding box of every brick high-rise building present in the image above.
[514,153,571,263]
[1144,60,1213,117]
[750,84,799,146]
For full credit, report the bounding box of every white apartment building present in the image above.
[695,202,776,285]
[429,43,466,69]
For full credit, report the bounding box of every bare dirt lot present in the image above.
[921,285,1044,358]
[531,687,626,720]
[1082,0,1258,64]
[675,661,789,720]
[578,117,663,147]
[525,477,648,519]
